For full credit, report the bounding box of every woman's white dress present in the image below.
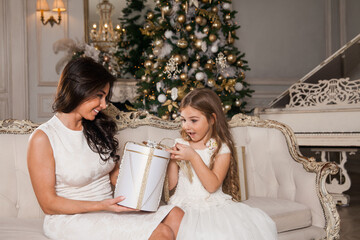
[36,116,174,240]
[169,138,278,240]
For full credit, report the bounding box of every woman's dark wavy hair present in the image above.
[52,57,119,162]
[180,88,241,201]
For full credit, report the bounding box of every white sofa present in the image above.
[0,108,340,240]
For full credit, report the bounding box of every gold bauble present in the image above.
[177,38,188,49]
[141,75,147,81]
[161,114,169,120]
[185,25,193,32]
[195,16,203,25]
[190,87,194,91]
[177,87,186,100]
[196,54,201,60]
[224,14,231,21]
[236,60,243,67]
[228,37,234,44]
[224,50,229,55]
[226,54,236,64]
[182,55,189,62]
[143,89,149,95]
[207,59,214,65]
[218,75,224,81]
[180,73,188,81]
[235,99,241,107]
[209,34,217,42]
[203,26,210,34]
[147,11,154,20]
[149,95,156,101]
[189,34,195,40]
[212,20,221,29]
[194,39,203,49]
[201,0,209,3]
[166,89,172,94]
[177,14,186,24]
[144,22,152,30]
[192,61,200,69]
[224,104,231,112]
[148,54,155,59]
[144,60,153,69]
[204,63,213,70]
[211,6,219,13]
[172,113,178,119]
[207,78,215,87]
[173,54,182,64]
[154,38,164,48]
[158,18,165,25]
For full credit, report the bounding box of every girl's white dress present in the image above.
[169,138,278,240]
[36,116,174,240]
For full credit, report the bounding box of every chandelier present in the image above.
[89,0,123,50]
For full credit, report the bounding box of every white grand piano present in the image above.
[255,34,360,206]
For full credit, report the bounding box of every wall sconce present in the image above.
[36,0,66,27]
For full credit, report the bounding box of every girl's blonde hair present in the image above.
[179,88,241,201]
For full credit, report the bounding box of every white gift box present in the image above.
[114,141,170,212]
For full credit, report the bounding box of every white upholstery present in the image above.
[0,114,337,239]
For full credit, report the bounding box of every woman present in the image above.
[27,57,183,240]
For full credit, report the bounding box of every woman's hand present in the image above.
[99,196,140,213]
[167,143,198,162]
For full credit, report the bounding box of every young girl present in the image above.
[167,88,278,239]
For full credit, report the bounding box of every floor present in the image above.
[337,169,360,240]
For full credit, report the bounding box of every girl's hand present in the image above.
[168,143,198,162]
[100,196,139,213]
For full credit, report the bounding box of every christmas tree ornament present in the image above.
[141,75,147,81]
[163,56,181,78]
[144,60,154,69]
[212,20,221,29]
[194,39,203,49]
[148,54,155,59]
[177,38,189,48]
[195,16,203,25]
[158,94,167,103]
[235,99,241,107]
[200,18,207,26]
[235,82,243,91]
[224,104,231,112]
[161,114,169,120]
[196,54,201,60]
[207,59,214,64]
[222,3,231,10]
[192,61,200,69]
[189,0,199,8]
[209,34,217,42]
[154,39,164,48]
[216,52,229,69]
[218,75,224,81]
[177,14,186,24]
[185,25,193,32]
[189,34,195,40]
[173,54,182,64]
[195,72,205,81]
[180,73,188,81]
[166,89,172,94]
[182,55,189,62]
[203,26,210,34]
[205,63,213,70]
[172,113,178,119]
[201,0,209,3]
[236,60,243,67]
[149,95,156,101]
[147,12,154,20]
[207,78,215,87]
[224,14,231,21]
[211,6,218,13]
[143,89,149,95]
[156,81,164,92]
[226,54,236,64]
[228,36,234,44]
[153,47,160,56]
[171,87,178,100]
[211,45,219,53]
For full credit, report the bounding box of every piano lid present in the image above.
[269,33,360,108]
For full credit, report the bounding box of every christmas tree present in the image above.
[116,0,152,78]
[133,0,252,119]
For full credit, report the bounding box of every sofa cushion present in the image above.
[244,197,312,233]
[0,217,49,239]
